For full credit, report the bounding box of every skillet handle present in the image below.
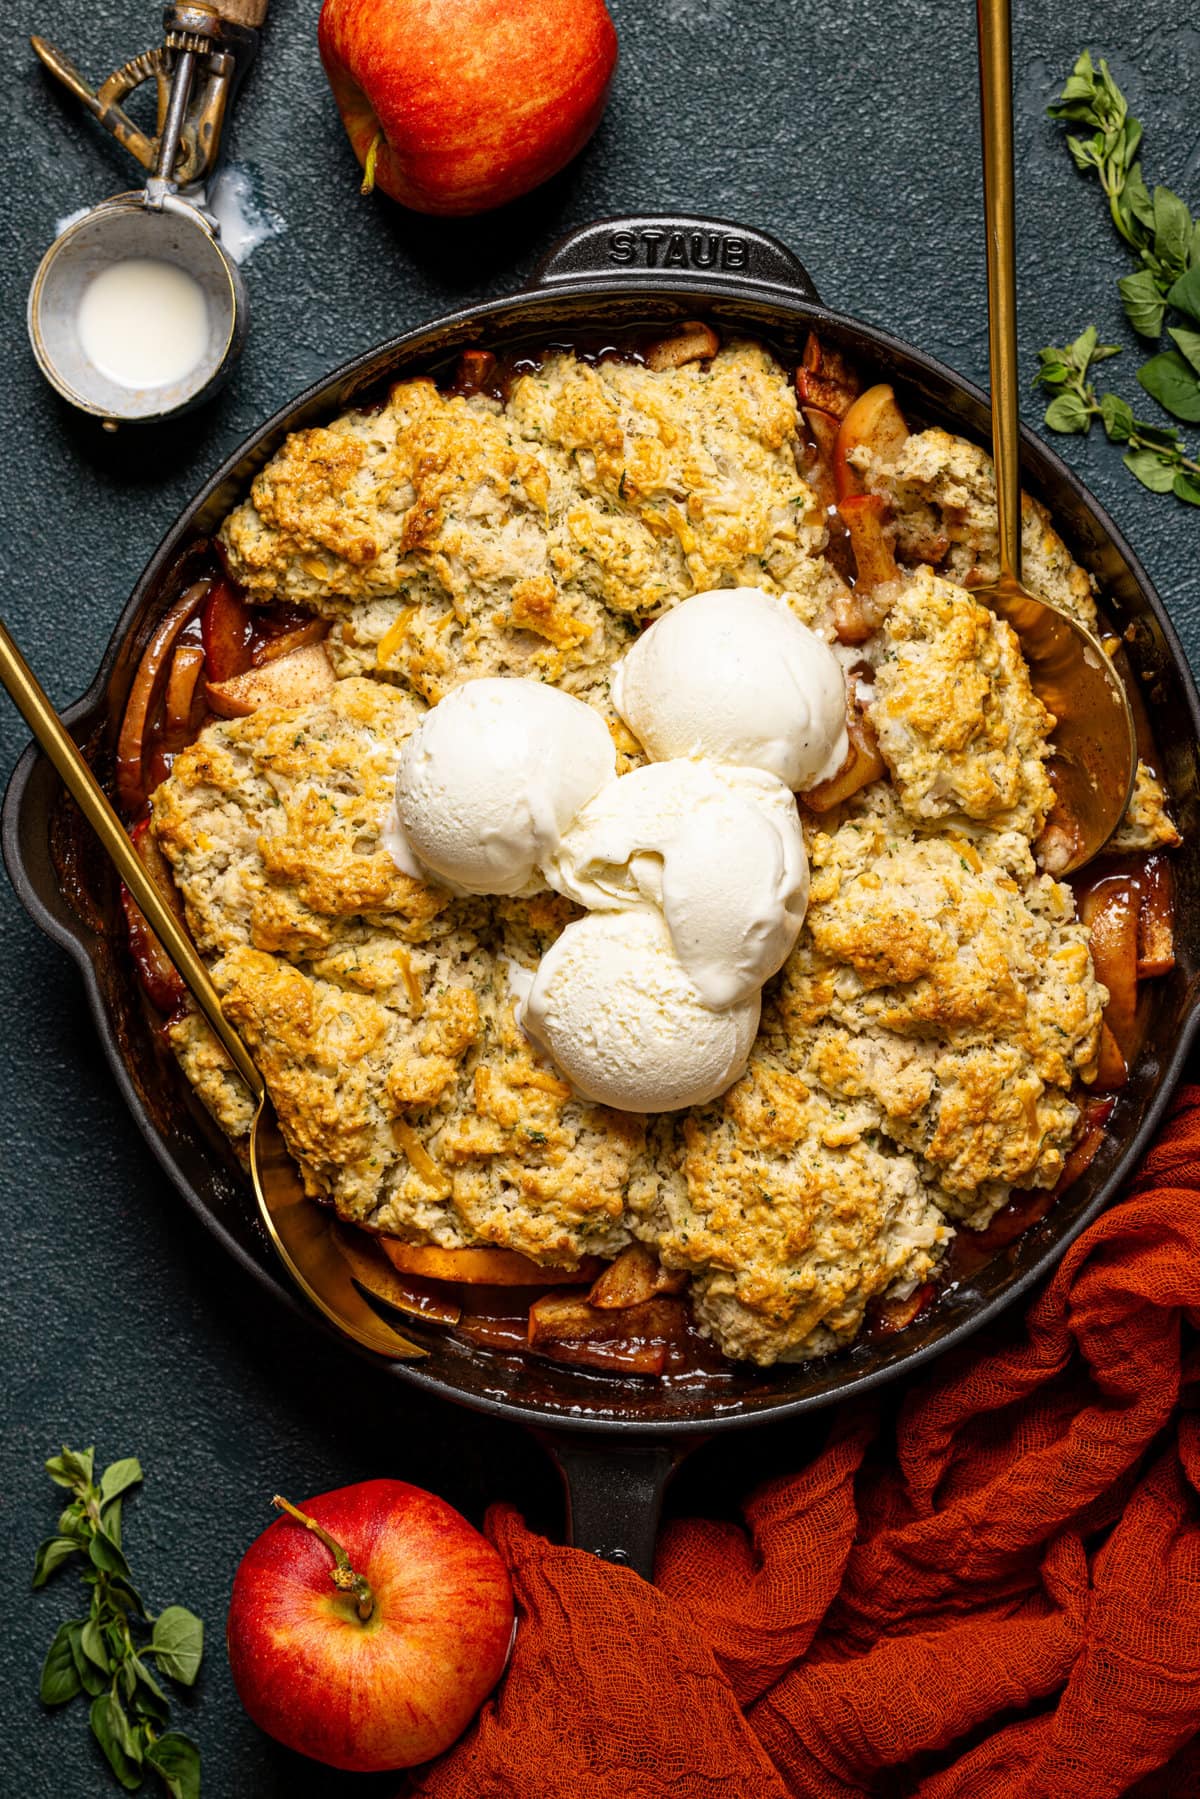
[529,213,823,303]
[539,1433,689,1580]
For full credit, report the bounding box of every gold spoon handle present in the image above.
[977,0,1023,584]
[0,619,264,1098]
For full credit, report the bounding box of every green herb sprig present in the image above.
[1048,52,1200,345]
[34,1447,203,1798]
[1039,53,1200,499]
[1034,328,1200,506]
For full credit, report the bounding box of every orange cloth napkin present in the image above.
[414,1086,1200,1798]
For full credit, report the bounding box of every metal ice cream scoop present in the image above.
[27,1,269,426]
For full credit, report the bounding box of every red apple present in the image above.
[318,0,618,216]
[227,1481,514,1771]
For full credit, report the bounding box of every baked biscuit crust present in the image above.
[145,341,1165,1364]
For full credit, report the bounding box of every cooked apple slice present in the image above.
[164,643,206,736]
[804,701,886,812]
[527,1292,675,1342]
[1136,857,1175,977]
[1055,1094,1116,1189]
[1091,1022,1128,1092]
[587,1243,688,1309]
[116,580,211,814]
[452,348,498,395]
[837,491,901,594]
[832,383,910,501]
[1035,799,1085,877]
[800,405,840,512]
[527,1292,685,1374]
[869,1282,935,1336]
[1080,878,1139,1072]
[252,619,329,668]
[831,585,883,646]
[206,641,336,718]
[122,817,189,1013]
[380,1239,600,1286]
[201,578,254,682]
[644,321,719,371]
[455,1312,530,1354]
[796,331,860,419]
[131,815,187,923]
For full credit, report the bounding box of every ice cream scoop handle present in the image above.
[214,0,269,25]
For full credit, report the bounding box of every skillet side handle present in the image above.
[541,1434,683,1580]
[529,213,823,304]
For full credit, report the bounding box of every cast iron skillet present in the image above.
[7,214,1200,1576]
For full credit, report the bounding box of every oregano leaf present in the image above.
[1044,392,1092,433]
[1137,350,1200,421]
[1168,326,1200,377]
[1099,393,1135,441]
[100,1460,144,1507]
[104,1498,123,1551]
[80,1614,109,1673]
[1069,324,1098,366]
[46,1447,95,1491]
[88,1528,133,1581]
[1125,162,1155,231]
[130,1657,170,1726]
[89,1693,143,1791]
[147,1732,201,1799]
[1153,185,1193,278]
[33,1536,81,1588]
[149,1607,205,1687]
[110,1691,142,1762]
[39,1622,83,1706]
[1119,269,1167,337]
[1167,262,1200,329]
[57,1501,88,1541]
[68,1623,108,1698]
[1123,448,1178,492]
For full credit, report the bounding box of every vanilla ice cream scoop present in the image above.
[544,759,808,1008]
[386,678,616,896]
[521,909,761,1112]
[611,587,849,791]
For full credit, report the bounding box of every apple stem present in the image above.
[272,1495,375,1623]
[360,130,383,197]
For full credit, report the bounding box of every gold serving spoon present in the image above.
[975,0,1136,871]
[0,618,424,1361]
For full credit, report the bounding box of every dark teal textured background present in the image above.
[2,2,1198,1792]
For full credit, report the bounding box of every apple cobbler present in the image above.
[121,325,1177,1369]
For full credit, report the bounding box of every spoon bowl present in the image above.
[975,571,1136,872]
[249,1095,426,1358]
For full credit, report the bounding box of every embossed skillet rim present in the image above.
[6,214,1200,1439]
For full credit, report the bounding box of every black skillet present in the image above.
[6,214,1200,1577]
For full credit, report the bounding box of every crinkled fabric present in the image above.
[412,1088,1200,1798]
